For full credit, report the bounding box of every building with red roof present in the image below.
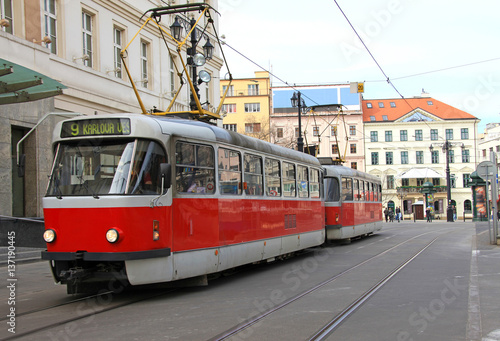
[363,94,480,220]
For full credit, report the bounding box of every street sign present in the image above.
[349,82,364,93]
[477,161,496,181]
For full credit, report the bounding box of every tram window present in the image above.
[342,177,353,201]
[218,148,241,195]
[297,165,309,198]
[354,179,360,201]
[310,169,320,198]
[265,158,281,196]
[360,180,365,201]
[128,140,168,195]
[283,162,296,197]
[244,154,263,196]
[175,142,215,194]
[325,177,340,202]
[47,139,167,197]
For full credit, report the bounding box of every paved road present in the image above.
[0,221,498,340]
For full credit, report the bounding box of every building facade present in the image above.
[1,0,222,217]
[363,95,480,219]
[270,84,365,170]
[220,71,271,141]
[478,123,500,163]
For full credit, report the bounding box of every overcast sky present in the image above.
[218,0,500,132]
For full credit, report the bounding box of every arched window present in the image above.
[388,200,395,211]
[464,200,472,213]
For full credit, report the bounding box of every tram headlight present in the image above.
[43,229,56,243]
[106,229,120,243]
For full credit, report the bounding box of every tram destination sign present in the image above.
[61,118,131,138]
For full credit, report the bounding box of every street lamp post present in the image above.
[443,141,454,222]
[170,16,214,111]
[290,91,304,153]
[430,141,464,222]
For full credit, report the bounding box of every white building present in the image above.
[478,123,500,163]
[0,0,222,217]
[363,95,480,220]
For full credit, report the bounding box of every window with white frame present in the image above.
[113,27,123,78]
[222,103,236,113]
[82,11,93,67]
[248,83,259,95]
[1,0,13,34]
[223,124,237,132]
[43,0,57,53]
[140,40,149,88]
[169,54,175,93]
[244,103,260,112]
[222,85,234,96]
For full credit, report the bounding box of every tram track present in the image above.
[1,288,177,340]
[209,226,460,341]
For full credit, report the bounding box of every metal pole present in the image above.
[444,141,454,222]
[189,18,199,111]
[297,92,304,153]
[490,150,499,244]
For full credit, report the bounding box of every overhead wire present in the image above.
[220,1,481,155]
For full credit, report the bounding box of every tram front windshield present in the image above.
[46,139,166,197]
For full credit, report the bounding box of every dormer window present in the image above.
[390,102,396,108]
[427,101,433,105]
[366,102,373,108]
[378,102,384,108]
[382,115,388,121]
[370,116,376,121]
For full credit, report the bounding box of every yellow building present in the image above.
[220,71,271,141]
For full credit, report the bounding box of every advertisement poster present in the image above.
[475,186,486,218]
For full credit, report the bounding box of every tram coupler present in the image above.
[59,267,91,283]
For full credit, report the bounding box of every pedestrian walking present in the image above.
[384,207,389,222]
[426,206,432,222]
[396,207,401,222]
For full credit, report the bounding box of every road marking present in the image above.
[466,235,482,341]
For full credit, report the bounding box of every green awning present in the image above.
[0,58,66,105]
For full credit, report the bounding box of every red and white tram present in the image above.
[323,163,383,241]
[42,114,326,293]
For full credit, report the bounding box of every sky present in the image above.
[217,0,500,132]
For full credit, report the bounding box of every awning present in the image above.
[0,58,66,105]
[396,167,445,179]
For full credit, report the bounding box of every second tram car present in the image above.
[323,163,383,241]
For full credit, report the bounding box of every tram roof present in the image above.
[53,114,321,166]
[151,115,321,165]
[323,165,381,183]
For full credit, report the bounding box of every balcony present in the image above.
[395,186,448,194]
